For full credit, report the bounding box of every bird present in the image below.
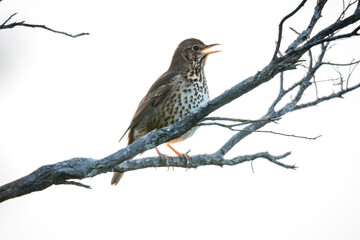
[111,38,219,185]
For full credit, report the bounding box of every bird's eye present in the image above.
[192,45,200,51]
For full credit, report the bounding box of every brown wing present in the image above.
[118,71,181,142]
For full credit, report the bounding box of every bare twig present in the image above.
[61,181,92,189]
[289,27,301,35]
[322,59,360,66]
[0,13,89,38]
[201,116,280,123]
[286,0,327,53]
[338,0,358,21]
[238,129,321,140]
[295,82,360,110]
[0,13,17,27]
[198,119,321,140]
[198,117,280,129]
[272,0,308,60]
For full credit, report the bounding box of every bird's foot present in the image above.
[166,143,191,170]
[155,147,171,170]
[177,152,191,170]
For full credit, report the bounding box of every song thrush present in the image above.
[111,38,219,185]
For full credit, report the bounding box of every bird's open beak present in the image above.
[201,43,221,55]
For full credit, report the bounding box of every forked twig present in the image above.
[0,13,89,38]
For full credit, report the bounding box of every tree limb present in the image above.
[0,13,89,38]
[272,0,308,60]
[295,82,360,110]
[0,151,294,202]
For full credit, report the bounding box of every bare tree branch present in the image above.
[322,59,360,66]
[1,0,360,203]
[272,0,308,60]
[295,82,360,110]
[114,152,295,172]
[198,117,320,140]
[201,116,281,123]
[235,129,321,140]
[286,0,327,53]
[0,13,89,38]
[0,151,294,202]
[62,181,92,189]
[197,117,280,129]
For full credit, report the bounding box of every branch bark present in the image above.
[1,0,360,203]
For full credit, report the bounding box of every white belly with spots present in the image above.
[169,77,209,143]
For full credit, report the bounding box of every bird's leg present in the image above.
[165,143,191,169]
[155,147,170,170]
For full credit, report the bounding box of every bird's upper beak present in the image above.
[201,43,221,55]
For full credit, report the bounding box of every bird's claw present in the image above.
[156,147,171,170]
[178,153,191,170]
[156,146,192,170]
[160,154,171,171]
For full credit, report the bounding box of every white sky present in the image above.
[1,1,360,239]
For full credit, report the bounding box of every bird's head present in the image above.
[169,38,220,71]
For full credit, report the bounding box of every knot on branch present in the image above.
[276,52,302,71]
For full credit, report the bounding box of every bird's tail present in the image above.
[111,172,125,186]
[111,156,134,185]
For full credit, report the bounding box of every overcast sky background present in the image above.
[1,0,360,239]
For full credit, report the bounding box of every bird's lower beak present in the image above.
[201,43,221,55]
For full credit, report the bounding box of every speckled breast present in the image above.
[153,70,209,143]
